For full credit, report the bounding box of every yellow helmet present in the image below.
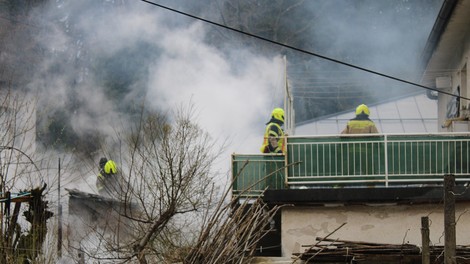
[355,104,370,116]
[104,160,117,174]
[271,108,285,122]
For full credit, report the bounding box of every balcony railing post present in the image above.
[384,134,389,187]
[284,136,288,188]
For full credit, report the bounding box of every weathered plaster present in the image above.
[281,202,470,257]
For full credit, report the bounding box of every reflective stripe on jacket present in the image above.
[342,119,378,134]
[260,122,285,154]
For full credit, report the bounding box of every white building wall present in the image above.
[439,30,470,132]
[281,203,470,257]
[463,36,470,103]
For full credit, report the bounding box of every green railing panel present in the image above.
[231,133,470,196]
[232,154,285,197]
[287,135,385,184]
[386,135,470,176]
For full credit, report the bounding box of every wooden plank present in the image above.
[296,239,470,264]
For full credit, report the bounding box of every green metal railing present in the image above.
[231,133,470,196]
[232,154,285,197]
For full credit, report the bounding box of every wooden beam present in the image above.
[444,174,456,264]
[421,216,430,264]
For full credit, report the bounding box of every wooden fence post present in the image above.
[444,174,456,264]
[421,216,430,264]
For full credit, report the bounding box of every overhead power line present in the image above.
[140,0,468,101]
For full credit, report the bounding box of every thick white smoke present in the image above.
[27,1,285,190]
[146,22,284,152]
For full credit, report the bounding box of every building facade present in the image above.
[237,1,470,262]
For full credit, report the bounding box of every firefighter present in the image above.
[341,104,379,134]
[260,107,286,154]
[96,157,118,196]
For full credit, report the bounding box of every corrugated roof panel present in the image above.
[396,99,421,119]
[295,93,437,135]
[377,120,403,133]
[403,120,428,132]
[374,103,399,119]
[317,122,342,135]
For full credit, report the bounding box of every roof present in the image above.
[295,0,470,136]
[419,0,459,70]
[421,0,470,86]
[295,92,437,135]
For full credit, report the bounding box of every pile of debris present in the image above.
[293,237,470,263]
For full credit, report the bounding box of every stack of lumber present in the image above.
[293,237,470,263]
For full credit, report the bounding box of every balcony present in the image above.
[232,133,470,197]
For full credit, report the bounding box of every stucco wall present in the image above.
[281,202,470,257]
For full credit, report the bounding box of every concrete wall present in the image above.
[281,202,470,257]
[438,29,470,132]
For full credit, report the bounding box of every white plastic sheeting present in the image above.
[295,92,437,135]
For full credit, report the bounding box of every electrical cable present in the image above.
[140,0,469,101]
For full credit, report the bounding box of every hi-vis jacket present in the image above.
[260,121,285,154]
[96,160,117,193]
[341,114,379,134]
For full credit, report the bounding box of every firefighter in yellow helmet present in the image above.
[341,104,379,134]
[96,157,118,196]
[260,108,286,154]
